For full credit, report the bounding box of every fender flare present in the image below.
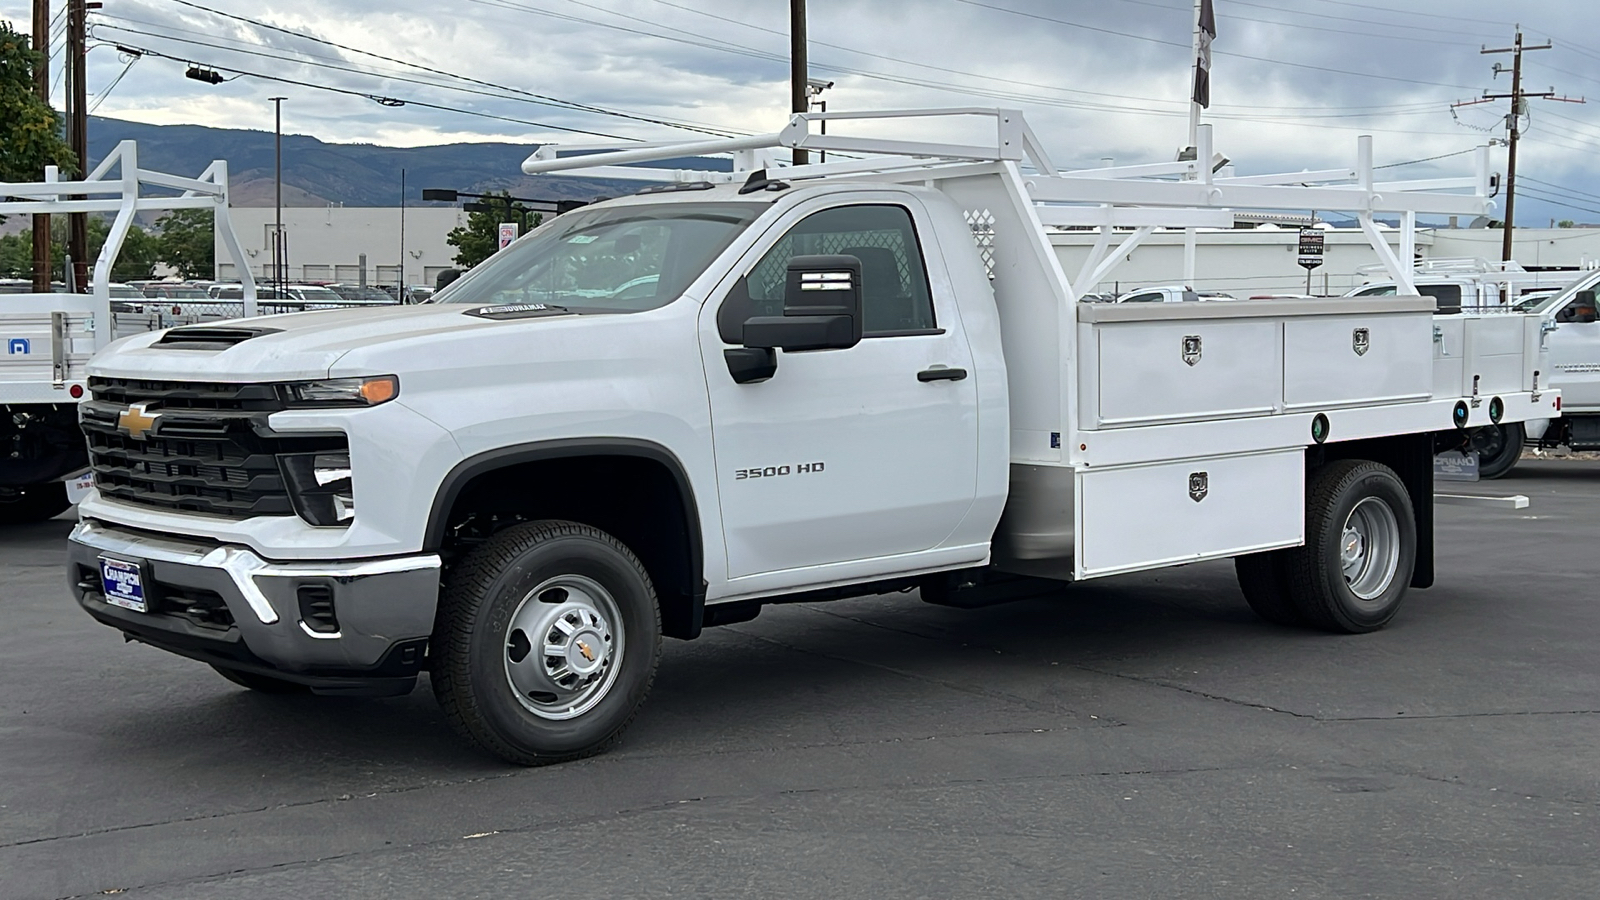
[424,437,707,638]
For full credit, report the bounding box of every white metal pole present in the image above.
[1187,0,1203,152]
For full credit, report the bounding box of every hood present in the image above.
[89,303,581,382]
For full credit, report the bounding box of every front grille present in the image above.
[82,379,345,519]
[88,377,285,411]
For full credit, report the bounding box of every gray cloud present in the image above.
[4,0,1598,222]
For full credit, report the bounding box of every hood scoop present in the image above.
[153,326,282,351]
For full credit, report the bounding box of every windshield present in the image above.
[1534,269,1600,312]
[292,287,346,304]
[438,202,763,311]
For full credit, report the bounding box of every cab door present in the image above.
[698,198,980,582]
[1550,291,1600,410]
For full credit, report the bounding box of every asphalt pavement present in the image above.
[3,459,1597,899]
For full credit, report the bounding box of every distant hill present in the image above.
[87,116,722,208]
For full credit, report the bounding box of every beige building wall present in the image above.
[214,207,468,288]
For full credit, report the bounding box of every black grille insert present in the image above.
[83,380,345,519]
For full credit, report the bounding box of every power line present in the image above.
[91,20,687,128]
[1113,0,1486,46]
[948,0,1484,90]
[1520,176,1600,205]
[98,42,641,140]
[1375,147,1482,169]
[160,0,739,137]
[644,0,1452,117]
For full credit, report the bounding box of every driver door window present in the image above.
[718,204,936,341]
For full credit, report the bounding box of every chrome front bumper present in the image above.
[68,520,441,691]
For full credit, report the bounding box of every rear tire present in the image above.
[431,520,661,766]
[1234,550,1305,626]
[211,665,311,694]
[1286,460,1416,634]
[0,482,71,525]
[1473,422,1524,479]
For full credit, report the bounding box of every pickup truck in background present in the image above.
[1115,285,1236,303]
[63,110,1556,764]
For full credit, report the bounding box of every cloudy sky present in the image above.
[5,0,1600,224]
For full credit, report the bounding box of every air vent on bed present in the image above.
[152,327,281,350]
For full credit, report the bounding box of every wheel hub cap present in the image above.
[1341,497,1401,601]
[503,575,623,720]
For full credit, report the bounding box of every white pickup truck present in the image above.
[65,110,1556,765]
[1510,272,1600,460]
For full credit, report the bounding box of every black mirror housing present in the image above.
[742,255,863,352]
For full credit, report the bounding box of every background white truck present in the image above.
[64,110,1555,765]
[0,143,401,523]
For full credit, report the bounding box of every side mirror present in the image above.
[741,255,863,352]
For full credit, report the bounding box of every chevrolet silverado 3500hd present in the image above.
[66,111,1556,764]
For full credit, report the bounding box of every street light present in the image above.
[270,96,287,298]
[423,187,587,235]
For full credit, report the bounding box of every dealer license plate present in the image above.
[99,557,149,613]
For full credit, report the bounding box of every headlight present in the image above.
[280,452,356,526]
[280,376,399,408]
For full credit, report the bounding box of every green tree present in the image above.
[0,229,30,277]
[0,216,158,281]
[0,22,75,185]
[1558,219,1577,229]
[155,207,215,278]
[446,191,542,268]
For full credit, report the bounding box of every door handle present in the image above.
[917,366,968,382]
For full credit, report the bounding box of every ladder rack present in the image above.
[522,108,1495,298]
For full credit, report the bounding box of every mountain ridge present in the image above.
[87,116,684,208]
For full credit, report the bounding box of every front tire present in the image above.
[1472,422,1524,479]
[431,520,661,766]
[0,482,71,526]
[1287,460,1417,634]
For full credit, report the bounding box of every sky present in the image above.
[4,0,1600,226]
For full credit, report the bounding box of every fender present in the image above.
[423,437,708,638]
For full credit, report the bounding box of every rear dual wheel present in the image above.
[1236,460,1416,634]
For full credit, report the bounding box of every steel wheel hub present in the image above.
[503,574,624,720]
[1340,497,1400,601]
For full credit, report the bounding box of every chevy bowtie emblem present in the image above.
[116,402,163,441]
[576,640,596,662]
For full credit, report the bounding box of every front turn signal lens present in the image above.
[359,376,398,405]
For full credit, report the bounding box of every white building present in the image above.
[215,206,471,289]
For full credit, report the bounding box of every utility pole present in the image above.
[31,0,51,292]
[65,0,89,291]
[1456,28,1583,262]
[271,96,286,297]
[790,0,808,166]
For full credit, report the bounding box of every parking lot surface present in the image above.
[3,460,1598,899]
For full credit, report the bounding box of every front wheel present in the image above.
[1472,422,1524,479]
[0,482,72,526]
[431,520,661,766]
[1286,460,1417,634]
